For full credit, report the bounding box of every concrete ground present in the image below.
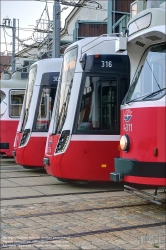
[0,158,166,250]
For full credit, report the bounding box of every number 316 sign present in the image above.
[101,61,112,67]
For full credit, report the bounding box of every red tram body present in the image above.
[13,58,62,168]
[111,1,166,187]
[0,73,26,157]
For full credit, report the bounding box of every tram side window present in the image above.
[34,88,56,131]
[9,90,25,117]
[77,76,117,133]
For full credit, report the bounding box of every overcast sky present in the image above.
[1,0,73,55]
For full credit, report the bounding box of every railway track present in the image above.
[1,159,166,250]
[1,202,161,220]
[1,221,165,249]
[0,189,124,201]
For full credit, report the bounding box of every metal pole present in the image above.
[12,18,16,72]
[113,0,115,33]
[52,0,60,58]
[17,19,19,52]
[107,0,112,34]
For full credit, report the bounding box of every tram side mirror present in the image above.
[80,53,87,70]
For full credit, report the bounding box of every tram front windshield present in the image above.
[124,43,166,103]
[33,87,56,131]
[21,66,37,131]
[55,47,77,134]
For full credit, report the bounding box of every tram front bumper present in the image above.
[110,158,126,182]
[110,157,166,182]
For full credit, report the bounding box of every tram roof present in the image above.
[31,58,63,68]
[65,35,120,53]
[0,79,27,89]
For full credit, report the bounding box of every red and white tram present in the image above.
[13,58,62,168]
[44,36,130,181]
[111,1,166,188]
[0,73,27,157]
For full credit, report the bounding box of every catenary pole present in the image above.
[12,18,16,72]
[52,0,60,58]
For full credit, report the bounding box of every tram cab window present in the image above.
[76,76,117,133]
[125,43,166,102]
[34,88,56,131]
[9,90,25,117]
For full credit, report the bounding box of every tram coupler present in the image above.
[43,157,50,166]
[110,172,122,182]
[12,150,16,157]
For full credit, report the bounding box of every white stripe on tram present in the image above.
[71,135,120,141]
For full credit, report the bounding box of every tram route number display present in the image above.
[53,76,59,81]
[101,61,112,68]
[124,123,132,132]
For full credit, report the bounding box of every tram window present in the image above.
[34,88,56,131]
[0,90,7,117]
[125,43,166,102]
[0,90,6,103]
[9,90,25,117]
[76,76,117,133]
[55,46,77,134]
[132,56,164,98]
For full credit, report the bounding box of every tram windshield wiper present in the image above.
[125,95,143,104]
[125,88,166,104]
[142,87,166,100]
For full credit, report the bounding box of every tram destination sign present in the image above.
[41,72,60,86]
[84,54,130,74]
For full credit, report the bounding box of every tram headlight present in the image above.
[20,129,30,146]
[55,130,70,153]
[120,134,130,152]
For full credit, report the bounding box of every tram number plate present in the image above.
[124,123,132,132]
[101,61,112,68]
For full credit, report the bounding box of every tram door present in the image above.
[99,78,117,131]
[77,76,118,132]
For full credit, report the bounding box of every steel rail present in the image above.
[1,202,158,220]
[0,189,123,201]
[1,221,165,249]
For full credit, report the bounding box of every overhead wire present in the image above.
[1,0,106,60]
